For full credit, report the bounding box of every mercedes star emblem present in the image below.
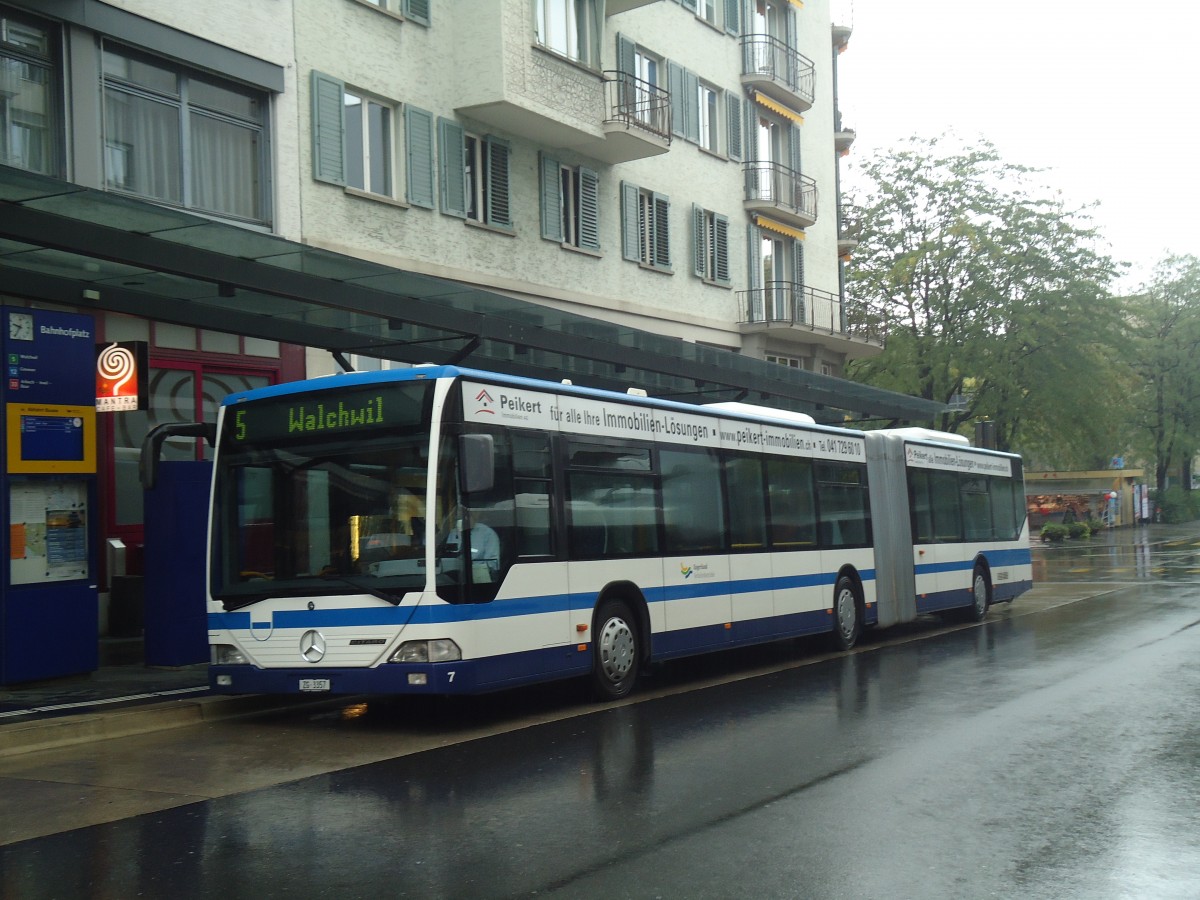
[299,630,327,663]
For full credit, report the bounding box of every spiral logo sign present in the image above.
[95,341,147,412]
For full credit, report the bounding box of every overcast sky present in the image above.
[835,0,1199,290]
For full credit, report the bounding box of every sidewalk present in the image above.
[0,639,318,759]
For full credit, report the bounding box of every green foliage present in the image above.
[843,136,1124,462]
[1123,256,1200,492]
[1154,487,1200,524]
[1067,521,1091,539]
[1040,523,1069,542]
[1086,518,1106,534]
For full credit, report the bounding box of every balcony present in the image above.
[606,0,660,13]
[592,70,672,163]
[740,35,815,112]
[454,9,669,165]
[737,283,885,354]
[743,162,817,229]
[838,203,861,258]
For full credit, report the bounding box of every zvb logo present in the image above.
[299,630,327,663]
[680,563,693,579]
[475,389,495,415]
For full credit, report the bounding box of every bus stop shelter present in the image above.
[0,165,945,425]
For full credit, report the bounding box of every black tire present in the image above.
[830,574,861,651]
[966,565,990,622]
[591,600,640,701]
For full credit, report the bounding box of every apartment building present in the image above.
[0,0,901,592]
[294,0,872,377]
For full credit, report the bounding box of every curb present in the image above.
[0,694,337,759]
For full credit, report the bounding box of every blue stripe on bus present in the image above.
[915,548,1032,577]
[209,568,879,631]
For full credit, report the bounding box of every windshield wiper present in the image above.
[318,574,404,605]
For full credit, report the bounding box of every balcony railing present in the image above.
[740,34,815,110]
[743,161,817,227]
[737,283,885,347]
[603,70,671,143]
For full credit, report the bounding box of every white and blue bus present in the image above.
[207,366,1032,700]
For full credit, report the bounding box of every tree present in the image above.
[1125,255,1200,493]
[843,137,1124,462]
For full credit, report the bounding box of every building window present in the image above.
[540,153,600,251]
[344,89,394,197]
[0,7,59,176]
[766,354,801,368]
[692,205,730,285]
[621,181,670,270]
[438,117,512,229]
[103,43,269,224]
[312,71,430,207]
[697,81,719,153]
[535,0,598,66]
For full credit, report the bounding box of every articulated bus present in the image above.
[207,366,1032,700]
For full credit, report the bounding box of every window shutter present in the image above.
[540,153,563,242]
[668,61,686,139]
[745,97,757,162]
[652,191,671,269]
[715,213,730,285]
[484,137,512,229]
[437,117,466,217]
[747,223,762,320]
[692,204,705,278]
[620,181,640,262]
[683,69,700,144]
[727,93,742,161]
[789,123,802,174]
[579,166,601,251]
[404,105,435,208]
[616,33,636,76]
[616,34,637,119]
[403,0,430,26]
[793,239,806,322]
[311,70,346,186]
[724,0,739,35]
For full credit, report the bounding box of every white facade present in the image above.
[39,0,876,375]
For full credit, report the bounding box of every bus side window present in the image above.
[930,470,962,542]
[991,476,1019,540]
[765,457,817,548]
[961,476,991,541]
[512,431,554,557]
[661,447,724,554]
[816,463,870,548]
[909,469,935,544]
[725,454,767,551]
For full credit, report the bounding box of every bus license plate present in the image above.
[299,678,331,692]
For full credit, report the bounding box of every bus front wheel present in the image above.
[592,600,640,701]
[831,575,861,651]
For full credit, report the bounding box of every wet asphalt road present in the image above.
[2,528,1200,898]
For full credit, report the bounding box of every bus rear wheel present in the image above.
[592,600,640,701]
[831,575,860,651]
[966,565,991,622]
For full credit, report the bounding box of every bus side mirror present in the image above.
[459,434,495,494]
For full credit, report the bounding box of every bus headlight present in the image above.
[390,639,462,664]
[211,644,248,665]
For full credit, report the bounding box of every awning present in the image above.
[754,215,806,241]
[753,91,804,124]
[0,165,945,424]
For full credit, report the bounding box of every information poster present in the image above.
[8,480,89,584]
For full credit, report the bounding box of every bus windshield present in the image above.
[211,382,433,609]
